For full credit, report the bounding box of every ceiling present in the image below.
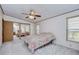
[1,4,79,23]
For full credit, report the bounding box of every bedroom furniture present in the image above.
[23,33,56,53]
[16,32,30,37]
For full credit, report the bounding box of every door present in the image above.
[3,21,13,42]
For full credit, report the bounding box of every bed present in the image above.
[22,33,56,53]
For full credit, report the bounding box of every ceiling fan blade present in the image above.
[25,16,28,18]
[35,15,41,17]
[34,17,36,20]
[22,13,29,15]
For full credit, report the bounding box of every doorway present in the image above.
[13,23,30,39]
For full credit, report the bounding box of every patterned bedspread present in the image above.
[22,33,55,52]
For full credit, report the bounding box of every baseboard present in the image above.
[0,45,2,49]
[0,44,2,49]
[54,43,79,52]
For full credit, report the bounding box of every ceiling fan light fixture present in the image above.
[28,15,35,19]
[22,10,41,20]
[31,11,35,15]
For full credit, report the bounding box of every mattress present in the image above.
[22,33,55,53]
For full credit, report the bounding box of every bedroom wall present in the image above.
[0,7,3,47]
[39,10,79,51]
[3,15,35,35]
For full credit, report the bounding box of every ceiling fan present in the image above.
[22,10,41,20]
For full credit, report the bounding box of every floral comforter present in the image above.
[22,33,55,52]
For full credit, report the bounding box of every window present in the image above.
[13,23,30,36]
[36,25,40,34]
[25,25,30,32]
[13,23,20,34]
[21,24,30,33]
[67,16,79,42]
